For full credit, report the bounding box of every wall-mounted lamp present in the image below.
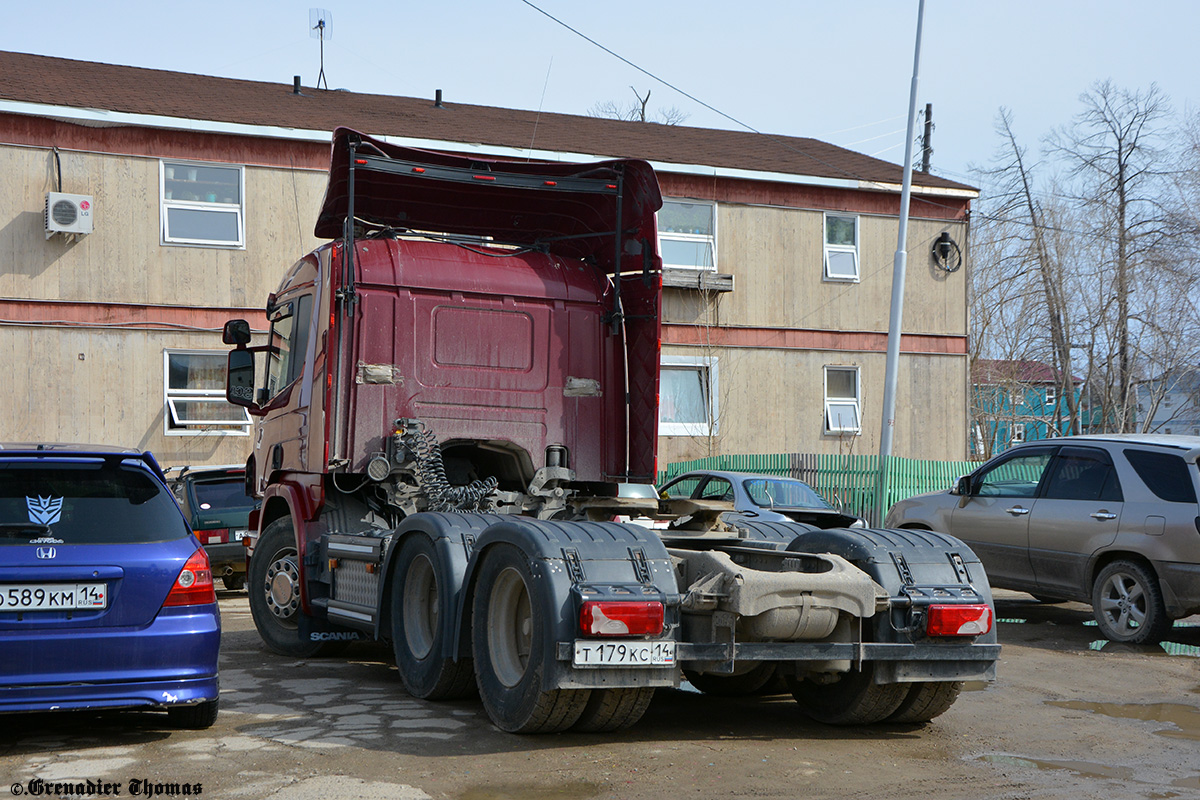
[932,231,962,272]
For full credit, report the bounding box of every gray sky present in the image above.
[10,1,1199,187]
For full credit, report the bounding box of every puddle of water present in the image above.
[1047,700,1200,741]
[459,783,601,800]
[977,754,1134,781]
[1087,640,1200,658]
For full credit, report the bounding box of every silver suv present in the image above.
[886,434,1200,644]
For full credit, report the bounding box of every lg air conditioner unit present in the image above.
[45,192,94,238]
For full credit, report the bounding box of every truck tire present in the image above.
[391,535,475,700]
[683,663,778,696]
[248,517,343,658]
[1092,559,1172,645]
[573,688,655,733]
[471,543,589,733]
[788,663,907,725]
[886,681,962,723]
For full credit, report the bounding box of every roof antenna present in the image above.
[309,8,332,90]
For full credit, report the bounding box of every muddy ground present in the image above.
[1,590,1198,800]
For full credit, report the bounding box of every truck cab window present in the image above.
[266,294,312,400]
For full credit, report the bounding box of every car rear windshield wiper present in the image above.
[0,523,53,539]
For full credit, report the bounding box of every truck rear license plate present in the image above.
[0,583,107,611]
[573,640,675,667]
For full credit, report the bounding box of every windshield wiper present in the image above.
[0,523,52,539]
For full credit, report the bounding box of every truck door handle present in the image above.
[1005,506,1030,516]
[1091,511,1117,521]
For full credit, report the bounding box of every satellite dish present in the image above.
[309,9,332,89]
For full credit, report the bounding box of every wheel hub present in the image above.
[265,555,301,620]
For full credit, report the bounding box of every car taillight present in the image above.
[579,601,664,636]
[926,604,993,636]
[163,549,216,607]
[204,528,229,545]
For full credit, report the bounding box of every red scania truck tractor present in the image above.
[223,128,998,733]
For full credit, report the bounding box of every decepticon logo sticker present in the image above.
[27,496,64,525]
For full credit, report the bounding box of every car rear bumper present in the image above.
[1158,560,1200,618]
[0,605,220,714]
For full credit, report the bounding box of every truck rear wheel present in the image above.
[886,681,963,723]
[573,688,655,732]
[472,544,589,733]
[248,517,342,658]
[788,663,907,725]
[391,535,475,700]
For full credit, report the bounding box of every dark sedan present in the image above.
[658,470,864,528]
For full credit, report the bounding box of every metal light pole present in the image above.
[875,0,927,525]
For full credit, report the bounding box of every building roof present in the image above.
[973,359,1081,385]
[0,50,975,194]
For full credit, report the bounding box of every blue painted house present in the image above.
[970,359,1082,459]
[1135,370,1200,435]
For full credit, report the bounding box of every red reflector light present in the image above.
[544,180,557,186]
[204,528,229,545]
[355,159,368,165]
[163,549,216,607]
[412,167,426,173]
[473,175,496,181]
[927,604,992,636]
[579,601,663,636]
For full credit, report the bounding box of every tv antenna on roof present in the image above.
[309,8,332,90]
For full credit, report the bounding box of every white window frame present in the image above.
[1011,423,1026,443]
[657,198,717,272]
[160,160,245,248]
[1045,387,1056,406]
[163,349,251,437]
[823,213,859,282]
[824,365,861,434]
[659,355,719,437]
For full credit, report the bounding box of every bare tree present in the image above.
[1046,81,1173,431]
[588,86,690,126]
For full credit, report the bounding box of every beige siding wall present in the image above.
[1,142,328,468]
[657,344,969,465]
[1,326,256,468]
[660,198,970,463]
[0,145,326,306]
[665,202,967,335]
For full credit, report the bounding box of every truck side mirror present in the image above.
[223,319,252,347]
[227,349,260,412]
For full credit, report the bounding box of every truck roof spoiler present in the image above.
[313,127,663,275]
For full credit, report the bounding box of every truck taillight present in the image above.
[579,601,664,636]
[163,549,216,607]
[926,604,992,636]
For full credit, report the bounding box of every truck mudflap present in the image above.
[782,526,1000,683]
[461,517,682,691]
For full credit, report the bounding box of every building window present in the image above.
[1012,423,1026,443]
[164,350,251,436]
[823,214,859,282]
[1045,387,1056,406]
[658,199,716,271]
[161,161,245,248]
[824,365,861,434]
[660,355,718,437]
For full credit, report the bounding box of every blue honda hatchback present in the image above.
[0,444,220,727]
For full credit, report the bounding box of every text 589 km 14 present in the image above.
[0,583,107,611]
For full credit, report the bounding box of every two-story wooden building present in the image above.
[0,50,976,469]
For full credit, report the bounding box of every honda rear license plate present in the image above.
[0,583,107,611]
[573,640,675,667]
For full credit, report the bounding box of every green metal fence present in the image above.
[659,453,977,526]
